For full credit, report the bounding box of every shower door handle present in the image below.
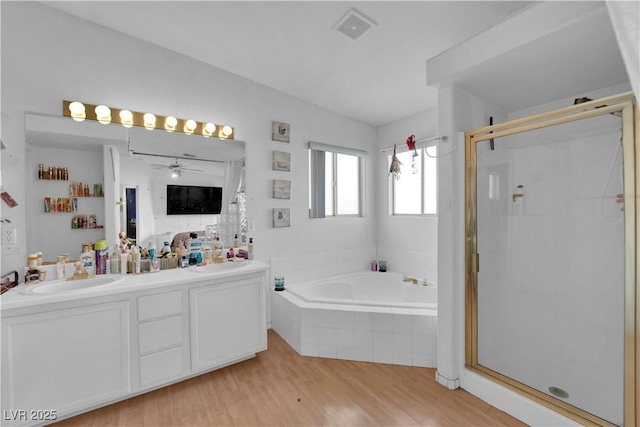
[471,253,479,273]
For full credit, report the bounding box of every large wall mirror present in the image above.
[25,114,245,262]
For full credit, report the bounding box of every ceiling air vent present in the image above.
[334,9,376,42]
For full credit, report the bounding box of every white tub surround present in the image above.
[1,261,269,426]
[271,271,437,368]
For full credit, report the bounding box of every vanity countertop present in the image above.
[1,260,269,312]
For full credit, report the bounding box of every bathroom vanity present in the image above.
[0,261,269,426]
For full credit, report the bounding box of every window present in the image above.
[389,146,437,215]
[309,142,366,218]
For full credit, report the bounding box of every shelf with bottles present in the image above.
[37,163,69,181]
[68,182,104,198]
[71,214,103,230]
[43,197,78,213]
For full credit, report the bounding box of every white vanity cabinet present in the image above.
[1,262,269,426]
[1,301,131,424]
[136,290,186,388]
[190,276,267,372]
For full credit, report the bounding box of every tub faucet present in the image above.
[403,275,419,285]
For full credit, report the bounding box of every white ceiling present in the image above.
[43,1,536,126]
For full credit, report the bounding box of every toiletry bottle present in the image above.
[28,254,38,270]
[247,238,254,260]
[108,245,120,274]
[203,242,212,264]
[56,255,66,280]
[80,243,95,276]
[512,185,524,215]
[148,241,160,272]
[36,251,43,266]
[187,233,203,264]
[232,234,239,248]
[131,246,141,274]
[94,239,108,275]
[120,249,129,275]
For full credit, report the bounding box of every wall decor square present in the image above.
[272,151,291,171]
[272,121,290,143]
[273,208,291,228]
[272,179,291,199]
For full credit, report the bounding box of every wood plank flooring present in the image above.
[54,329,526,426]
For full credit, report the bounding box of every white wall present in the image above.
[375,109,438,283]
[0,2,376,274]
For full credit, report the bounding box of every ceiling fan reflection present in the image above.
[150,159,204,178]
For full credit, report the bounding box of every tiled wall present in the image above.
[269,246,434,287]
[271,290,437,367]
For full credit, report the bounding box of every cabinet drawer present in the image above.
[137,290,182,321]
[138,315,182,354]
[139,347,183,387]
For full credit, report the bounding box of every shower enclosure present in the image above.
[465,92,638,426]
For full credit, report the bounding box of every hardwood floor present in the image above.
[54,329,526,426]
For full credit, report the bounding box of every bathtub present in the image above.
[286,271,437,309]
[271,270,438,368]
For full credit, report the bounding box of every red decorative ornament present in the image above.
[406,134,416,151]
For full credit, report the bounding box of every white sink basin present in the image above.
[187,260,252,273]
[20,276,123,295]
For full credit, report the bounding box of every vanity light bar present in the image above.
[62,100,234,140]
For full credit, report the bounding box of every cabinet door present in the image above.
[1,301,130,423]
[190,277,266,371]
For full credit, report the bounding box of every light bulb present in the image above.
[143,113,156,130]
[184,119,197,134]
[165,116,177,132]
[203,122,216,137]
[171,169,181,179]
[95,105,111,124]
[221,125,233,137]
[69,101,86,122]
[119,110,133,128]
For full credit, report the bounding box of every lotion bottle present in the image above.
[247,238,254,260]
[80,243,95,276]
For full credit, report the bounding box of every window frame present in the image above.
[309,142,367,218]
[388,145,438,216]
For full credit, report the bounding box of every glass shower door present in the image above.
[465,93,637,426]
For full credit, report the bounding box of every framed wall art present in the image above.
[272,121,290,143]
[273,208,291,228]
[272,179,291,199]
[272,151,291,171]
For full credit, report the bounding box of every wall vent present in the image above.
[334,9,376,42]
